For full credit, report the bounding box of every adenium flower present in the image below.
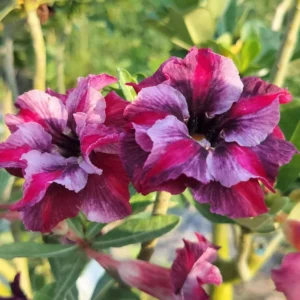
[0,74,131,232]
[271,252,300,300]
[88,233,222,299]
[0,273,27,300]
[121,47,298,218]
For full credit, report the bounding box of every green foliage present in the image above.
[117,68,137,101]
[0,243,79,259]
[92,215,180,249]
[277,121,300,192]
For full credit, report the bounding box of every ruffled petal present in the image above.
[0,123,52,169]
[272,253,300,300]
[251,134,298,186]
[5,90,68,135]
[191,180,267,218]
[140,48,243,116]
[12,151,87,210]
[66,74,117,123]
[142,116,211,187]
[81,153,131,223]
[104,91,129,127]
[125,84,189,124]
[46,88,68,104]
[241,77,292,104]
[207,143,273,189]
[21,183,82,232]
[221,96,280,147]
[171,233,221,297]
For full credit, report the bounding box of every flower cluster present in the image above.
[88,233,222,300]
[0,48,297,232]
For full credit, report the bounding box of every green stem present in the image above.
[270,0,300,86]
[137,191,172,261]
[211,224,233,300]
[25,2,46,90]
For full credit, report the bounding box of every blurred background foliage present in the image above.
[1,0,300,299]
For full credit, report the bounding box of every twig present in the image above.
[25,1,46,90]
[270,0,300,86]
[272,0,292,31]
[137,191,172,261]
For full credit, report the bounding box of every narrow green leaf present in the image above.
[0,243,78,259]
[91,272,114,300]
[268,197,289,215]
[235,214,275,233]
[67,216,84,238]
[34,283,56,300]
[0,0,15,22]
[117,68,137,101]
[92,215,180,249]
[85,222,106,240]
[53,252,87,300]
[0,169,12,197]
[276,121,300,191]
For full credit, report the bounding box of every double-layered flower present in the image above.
[121,47,298,218]
[0,74,131,232]
[88,233,222,299]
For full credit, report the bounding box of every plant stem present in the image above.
[3,29,18,100]
[270,0,300,86]
[25,1,46,90]
[211,224,233,300]
[272,0,292,31]
[236,229,252,281]
[137,191,172,261]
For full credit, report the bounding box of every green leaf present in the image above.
[182,189,234,223]
[0,0,15,22]
[240,38,261,72]
[0,243,78,259]
[67,216,84,238]
[52,252,87,300]
[117,68,137,102]
[173,0,199,11]
[235,214,275,233]
[92,215,180,249]
[276,121,300,192]
[34,283,56,300]
[183,8,215,45]
[131,200,153,214]
[207,0,230,19]
[268,197,289,215]
[91,272,114,300]
[194,202,235,224]
[85,222,106,240]
[279,100,300,140]
[94,285,139,300]
[0,169,12,198]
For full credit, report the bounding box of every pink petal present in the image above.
[6,90,68,134]
[104,91,129,127]
[0,122,52,169]
[66,74,117,124]
[21,183,82,232]
[207,143,273,189]
[191,179,267,218]
[81,153,131,223]
[283,220,300,251]
[272,253,300,300]
[142,116,211,186]
[46,88,68,104]
[12,151,87,210]
[171,233,221,295]
[221,97,280,147]
[125,84,189,124]
[241,77,292,104]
